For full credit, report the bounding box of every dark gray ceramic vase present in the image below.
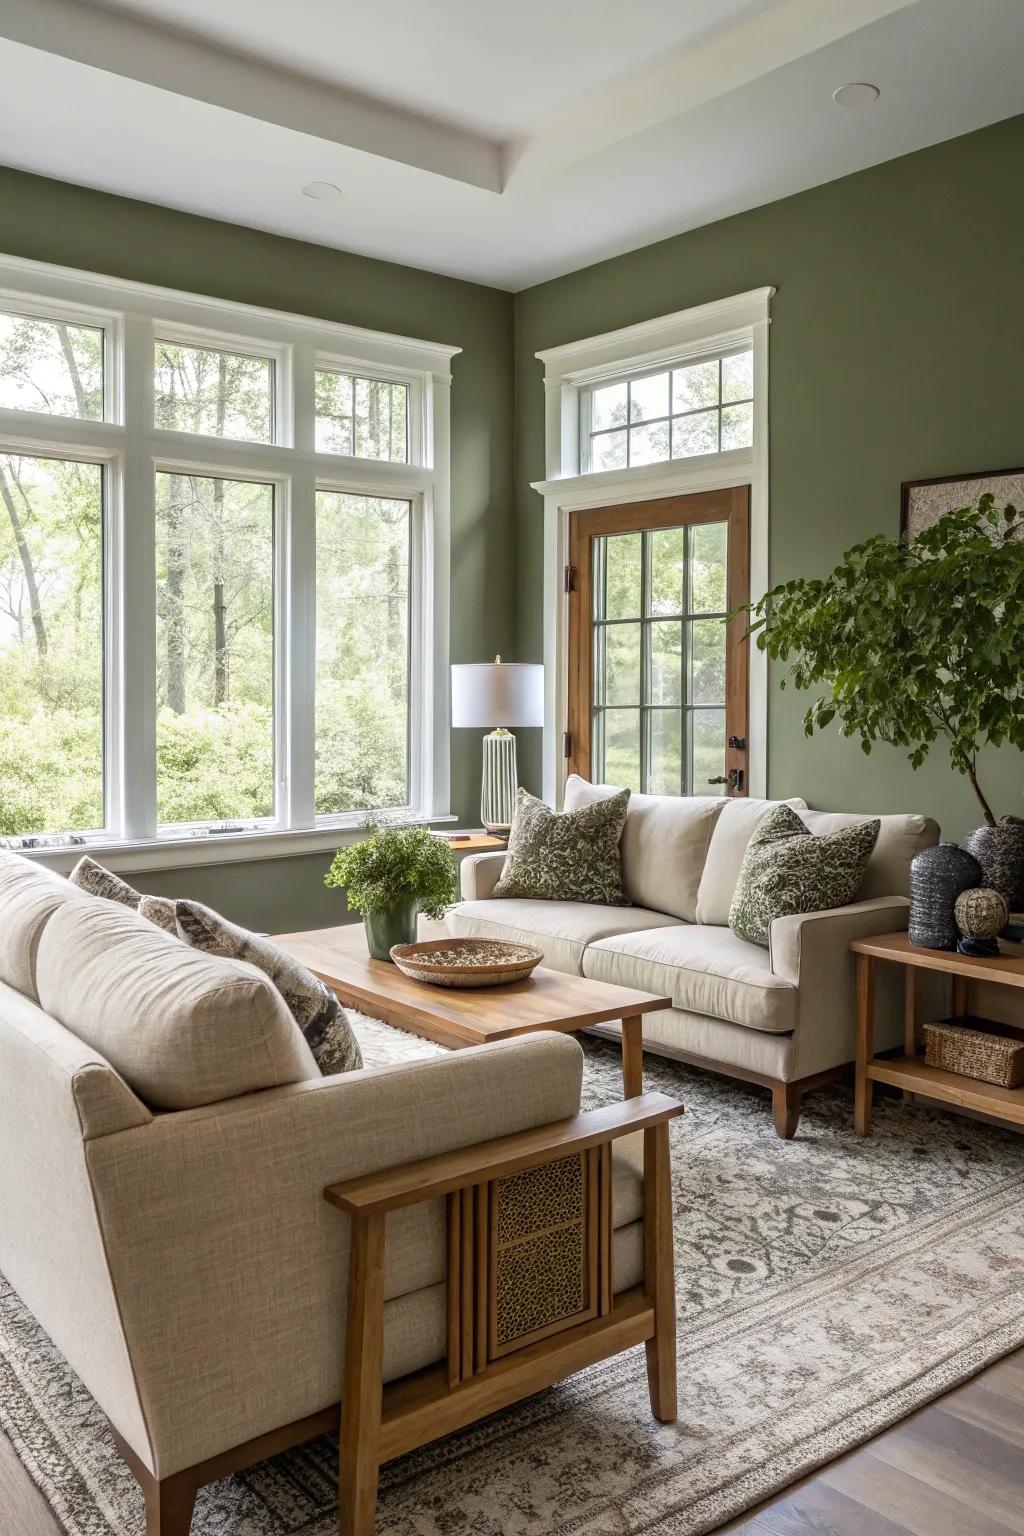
[964,823,1024,911]
[363,897,418,961]
[909,842,982,949]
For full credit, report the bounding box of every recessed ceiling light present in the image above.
[833,82,881,108]
[302,181,342,200]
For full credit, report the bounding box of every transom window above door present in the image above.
[581,349,753,473]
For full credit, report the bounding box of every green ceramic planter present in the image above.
[363,898,419,961]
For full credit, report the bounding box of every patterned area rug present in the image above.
[4,1014,1024,1536]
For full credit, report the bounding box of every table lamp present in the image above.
[451,657,544,834]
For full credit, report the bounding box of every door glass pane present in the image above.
[155,473,274,825]
[316,493,410,814]
[649,710,682,795]
[601,622,641,706]
[0,311,103,420]
[649,526,684,615]
[690,618,726,704]
[601,709,640,789]
[598,532,641,620]
[692,708,727,795]
[154,343,273,442]
[586,517,739,800]
[650,621,682,705]
[0,452,103,834]
[690,521,728,613]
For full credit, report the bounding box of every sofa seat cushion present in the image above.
[583,924,797,1033]
[562,775,726,922]
[35,897,320,1110]
[446,899,682,976]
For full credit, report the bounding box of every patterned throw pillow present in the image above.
[729,805,880,947]
[175,900,362,1075]
[493,787,631,905]
[69,856,177,933]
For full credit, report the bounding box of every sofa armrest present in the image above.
[326,1091,682,1215]
[459,850,507,900]
[84,1033,584,1478]
[769,896,910,1079]
[769,896,910,987]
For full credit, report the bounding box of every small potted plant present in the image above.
[325,822,458,960]
[741,495,1024,905]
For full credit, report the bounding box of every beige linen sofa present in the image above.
[448,777,940,1138]
[0,851,681,1536]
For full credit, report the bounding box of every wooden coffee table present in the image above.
[273,921,671,1097]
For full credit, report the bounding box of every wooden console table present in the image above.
[850,929,1024,1135]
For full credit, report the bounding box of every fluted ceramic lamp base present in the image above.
[481,728,518,834]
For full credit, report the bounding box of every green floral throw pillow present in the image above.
[729,804,880,946]
[493,787,631,905]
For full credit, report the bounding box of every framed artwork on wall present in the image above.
[901,466,1024,541]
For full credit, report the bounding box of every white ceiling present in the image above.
[97,0,769,140]
[0,0,1021,291]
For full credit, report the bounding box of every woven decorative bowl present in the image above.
[389,937,543,988]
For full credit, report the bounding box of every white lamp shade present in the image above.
[451,662,544,728]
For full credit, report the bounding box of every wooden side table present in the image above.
[850,930,1024,1135]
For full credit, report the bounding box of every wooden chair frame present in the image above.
[119,1092,682,1536]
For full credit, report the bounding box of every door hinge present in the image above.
[563,564,576,594]
[562,731,572,758]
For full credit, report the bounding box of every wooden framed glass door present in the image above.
[566,487,749,797]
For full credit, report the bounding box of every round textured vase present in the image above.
[964,823,1024,910]
[909,842,982,950]
[363,899,418,961]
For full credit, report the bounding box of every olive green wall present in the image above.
[513,114,1024,842]
[0,167,514,926]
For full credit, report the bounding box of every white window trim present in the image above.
[532,287,774,807]
[0,252,459,871]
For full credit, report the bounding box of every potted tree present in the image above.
[743,495,1024,903]
[325,822,458,960]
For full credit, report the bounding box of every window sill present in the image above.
[17,813,457,875]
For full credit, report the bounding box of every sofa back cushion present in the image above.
[799,810,939,898]
[35,897,319,1110]
[694,796,809,926]
[563,775,725,921]
[0,851,84,1001]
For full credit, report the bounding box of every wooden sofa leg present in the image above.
[643,1120,677,1422]
[338,1212,386,1536]
[772,1082,801,1140]
[143,1474,197,1536]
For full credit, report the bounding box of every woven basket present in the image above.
[390,937,543,988]
[923,1018,1024,1089]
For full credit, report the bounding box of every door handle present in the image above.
[708,769,744,791]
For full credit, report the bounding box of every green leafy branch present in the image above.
[740,495,1024,827]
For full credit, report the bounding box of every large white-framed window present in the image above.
[533,287,773,806]
[0,254,457,869]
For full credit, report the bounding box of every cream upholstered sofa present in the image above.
[0,850,680,1536]
[448,777,940,1138]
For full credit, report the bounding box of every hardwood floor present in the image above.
[3,1347,1024,1535]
